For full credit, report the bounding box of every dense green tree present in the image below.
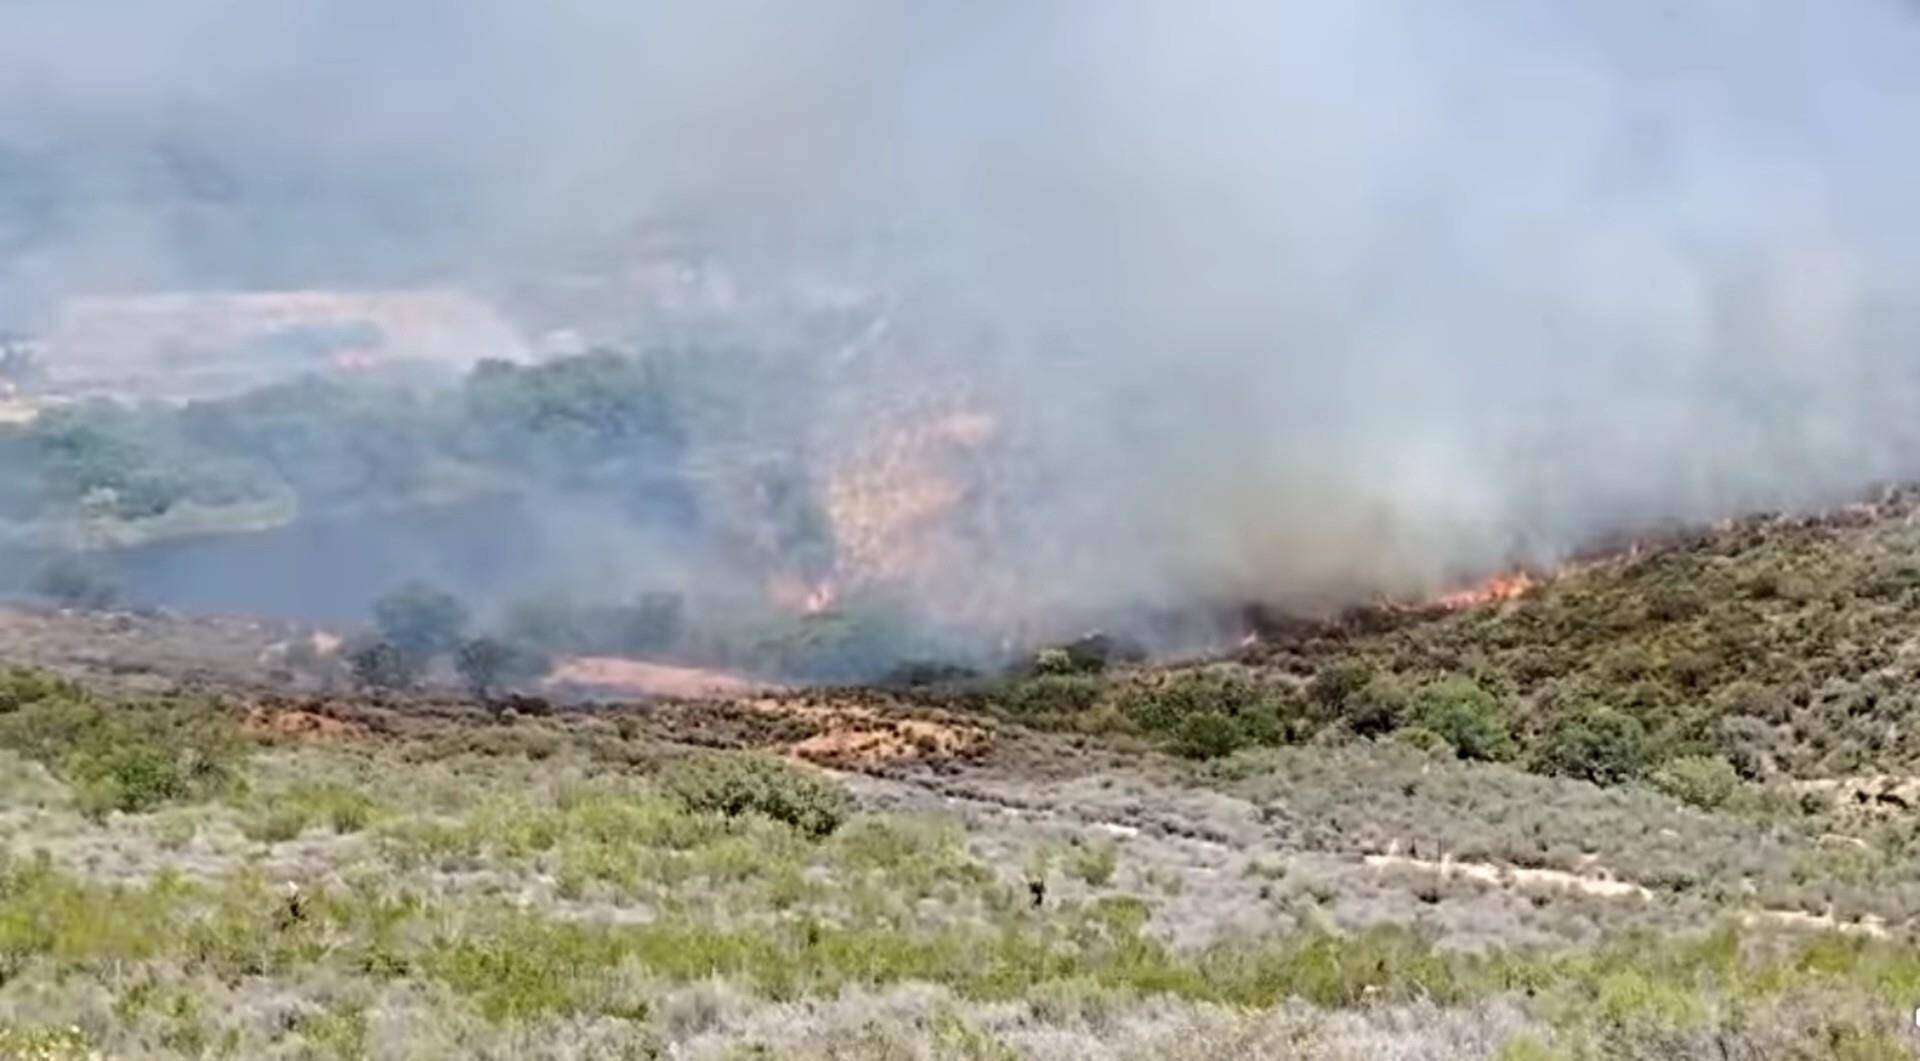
[1535,702,1649,785]
[1413,678,1516,762]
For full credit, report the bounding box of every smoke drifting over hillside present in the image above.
[5,2,1920,640]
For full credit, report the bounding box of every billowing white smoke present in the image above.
[3,1,1920,626]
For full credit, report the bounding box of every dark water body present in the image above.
[5,496,551,623]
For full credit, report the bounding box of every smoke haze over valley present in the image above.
[4,2,1920,667]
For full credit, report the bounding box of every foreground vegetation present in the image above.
[4,485,1920,1055]
[0,664,1918,1057]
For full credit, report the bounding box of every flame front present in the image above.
[818,409,997,597]
[1432,571,1537,611]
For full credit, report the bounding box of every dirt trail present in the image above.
[1364,850,1651,899]
[1364,848,1899,937]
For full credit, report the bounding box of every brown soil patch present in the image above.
[789,716,986,768]
[725,695,991,769]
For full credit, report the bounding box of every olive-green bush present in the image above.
[661,754,853,839]
[1411,679,1515,763]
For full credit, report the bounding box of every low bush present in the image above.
[0,667,80,711]
[1306,662,1375,718]
[661,754,853,839]
[0,673,245,815]
[997,674,1104,719]
[1065,840,1119,887]
[1030,648,1079,676]
[1119,667,1297,758]
[1651,755,1741,811]
[1119,668,1285,734]
[1342,676,1412,738]
[1393,725,1452,757]
[1172,712,1243,759]
[242,783,383,840]
[1411,678,1515,762]
[1534,701,1649,785]
[0,1025,93,1061]
[1028,632,1143,677]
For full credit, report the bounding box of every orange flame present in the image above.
[1431,571,1537,611]
[817,409,998,602]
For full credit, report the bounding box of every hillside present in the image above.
[3,495,1920,1056]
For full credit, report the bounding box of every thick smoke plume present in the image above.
[4,2,1920,646]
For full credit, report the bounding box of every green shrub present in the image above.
[1412,678,1515,762]
[0,1024,94,1060]
[1031,648,1078,676]
[1393,725,1452,757]
[1535,702,1649,785]
[1650,755,1741,811]
[1028,633,1141,677]
[243,806,311,843]
[662,754,853,839]
[247,783,382,838]
[1172,712,1243,759]
[1645,584,1705,622]
[1065,841,1119,887]
[998,674,1104,718]
[1307,662,1374,718]
[1118,668,1284,735]
[0,668,80,712]
[0,676,245,815]
[1116,668,1297,758]
[1342,676,1411,738]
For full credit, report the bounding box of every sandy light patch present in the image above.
[546,656,775,698]
[1739,908,1890,938]
[1365,847,1652,900]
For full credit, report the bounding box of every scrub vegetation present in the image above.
[7,496,1920,1056]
